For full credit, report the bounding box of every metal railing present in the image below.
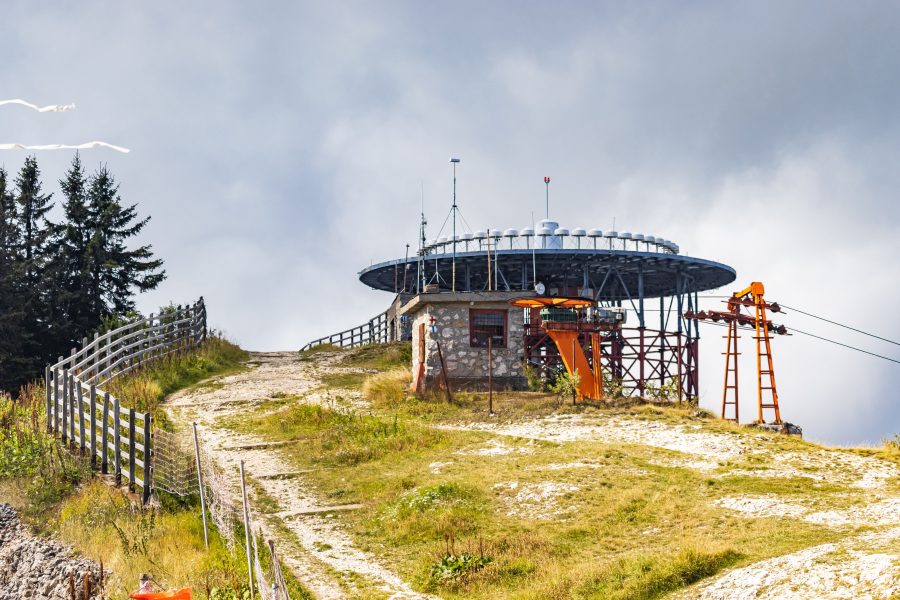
[44,298,207,503]
[300,310,389,351]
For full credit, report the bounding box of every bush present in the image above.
[429,552,492,587]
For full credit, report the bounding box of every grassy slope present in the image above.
[225,342,899,600]
[0,337,312,600]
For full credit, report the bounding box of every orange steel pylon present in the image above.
[721,318,740,421]
[685,282,787,424]
[751,284,782,424]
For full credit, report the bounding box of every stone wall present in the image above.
[405,292,529,390]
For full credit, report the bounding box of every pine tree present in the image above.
[13,156,55,379]
[0,167,27,391]
[84,165,165,322]
[46,153,93,350]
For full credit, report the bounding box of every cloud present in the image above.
[1,0,898,443]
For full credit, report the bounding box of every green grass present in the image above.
[341,342,411,370]
[216,342,875,599]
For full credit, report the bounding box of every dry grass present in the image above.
[362,368,411,408]
[56,481,263,598]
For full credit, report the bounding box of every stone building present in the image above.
[400,291,532,391]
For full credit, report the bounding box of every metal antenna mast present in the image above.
[544,176,550,219]
[418,183,426,293]
[451,157,461,292]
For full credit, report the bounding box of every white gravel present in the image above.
[493,481,580,520]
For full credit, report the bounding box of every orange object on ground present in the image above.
[130,589,191,600]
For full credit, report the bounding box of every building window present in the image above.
[470,309,507,348]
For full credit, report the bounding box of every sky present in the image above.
[2,1,899,445]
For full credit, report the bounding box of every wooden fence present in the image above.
[44,299,207,503]
[300,310,389,351]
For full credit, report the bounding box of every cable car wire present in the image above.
[695,320,900,366]
[778,303,900,347]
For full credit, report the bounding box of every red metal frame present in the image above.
[523,322,698,401]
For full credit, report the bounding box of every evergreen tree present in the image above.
[84,165,165,322]
[0,167,27,390]
[13,156,55,377]
[46,153,92,349]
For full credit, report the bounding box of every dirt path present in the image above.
[166,352,434,600]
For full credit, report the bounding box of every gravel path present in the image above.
[166,351,434,600]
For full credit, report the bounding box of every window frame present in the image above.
[469,308,508,348]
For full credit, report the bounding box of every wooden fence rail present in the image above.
[44,298,207,503]
[300,310,389,352]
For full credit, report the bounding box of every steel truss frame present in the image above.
[523,272,703,402]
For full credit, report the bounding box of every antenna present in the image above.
[531,211,537,287]
[544,176,550,219]
[418,183,427,293]
[450,157,461,292]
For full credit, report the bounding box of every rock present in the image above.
[0,503,106,599]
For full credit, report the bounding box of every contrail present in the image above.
[0,98,76,112]
[0,141,129,153]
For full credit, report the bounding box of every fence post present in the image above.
[177,305,183,352]
[53,359,62,434]
[101,393,110,475]
[113,398,121,486]
[200,296,207,341]
[142,413,151,505]
[45,366,51,432]
[77,383,86,454]
[92,332,99,379]
[239,460,255,600]
[148,313,155,361]
[128,408,136,492]
[192,422,210,551]
[69,375,76,449]
[90,385,97,466]
[60,369,69,445]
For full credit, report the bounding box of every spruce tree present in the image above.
[0,167,27,391]
[84,165,165,322]
[13,156,55,378]
[46,153,93,349]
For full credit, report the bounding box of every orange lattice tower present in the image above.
[685,281,786,424]
[749,283,782,424]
